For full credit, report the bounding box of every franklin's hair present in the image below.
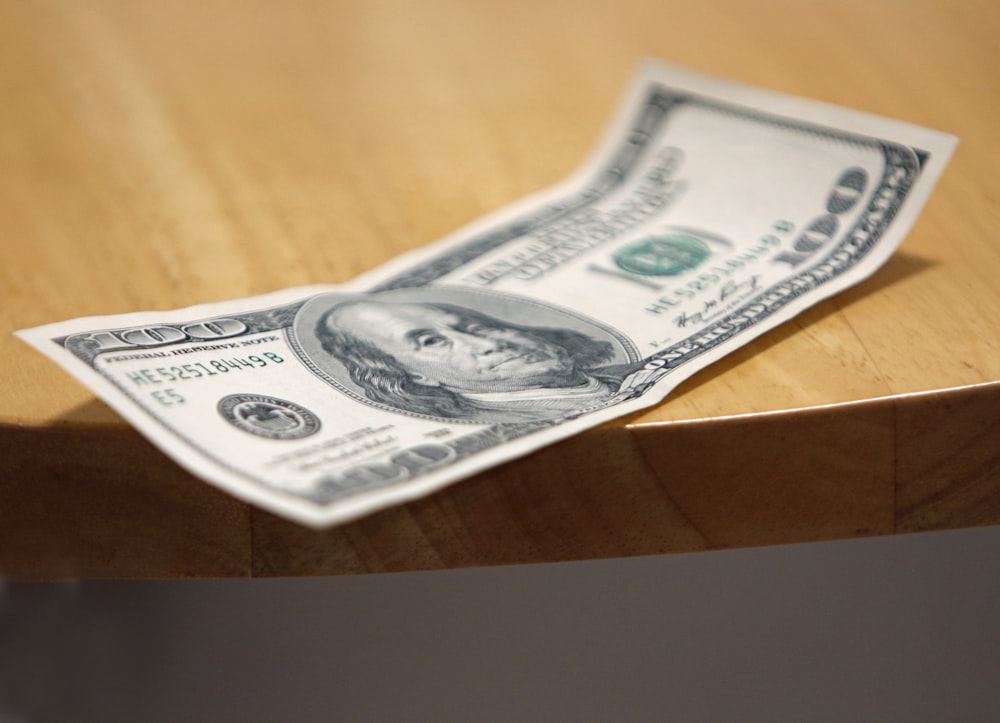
[315,301,615,419]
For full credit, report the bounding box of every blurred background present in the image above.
[2,527,1000,721]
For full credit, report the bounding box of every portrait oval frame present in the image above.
[289,285,640,424]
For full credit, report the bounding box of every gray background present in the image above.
[2,526,999,722]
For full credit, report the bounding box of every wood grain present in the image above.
[2,0,998,577]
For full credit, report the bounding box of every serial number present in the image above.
[124,353,284,387]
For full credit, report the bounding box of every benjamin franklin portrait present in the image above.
[294,288,639,423]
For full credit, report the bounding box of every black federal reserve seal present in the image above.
[218,394,320,440]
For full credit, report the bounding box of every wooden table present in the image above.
[2,0,998,579]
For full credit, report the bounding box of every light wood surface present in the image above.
[2,0,998,578]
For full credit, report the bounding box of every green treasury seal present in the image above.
[613,234,711,276]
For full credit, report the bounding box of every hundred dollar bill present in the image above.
[17,62,956,527]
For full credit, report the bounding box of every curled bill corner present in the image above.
[16,61,957,528]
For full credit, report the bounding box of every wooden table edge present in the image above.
[2,380,998,579]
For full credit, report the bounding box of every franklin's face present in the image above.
[327,301,577,393]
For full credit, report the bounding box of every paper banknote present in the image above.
[17,62,957,526]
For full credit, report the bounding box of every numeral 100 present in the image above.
[75,318,248,351]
